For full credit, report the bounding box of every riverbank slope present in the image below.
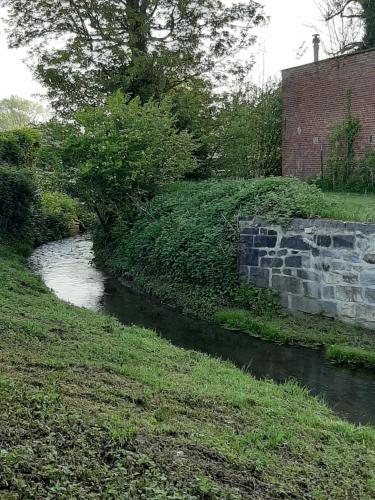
[0,243,374,497]
[93,179,375,369]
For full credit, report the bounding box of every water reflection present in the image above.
[30,235,375,426]
[30,235,106,310]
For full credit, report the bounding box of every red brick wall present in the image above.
[282,50,375,179]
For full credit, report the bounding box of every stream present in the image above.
[29,234,375,426]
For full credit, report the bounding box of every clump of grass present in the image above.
[326,345,375,369]
[215,309,296,345]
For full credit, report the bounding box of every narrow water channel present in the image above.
[29,234,375,426]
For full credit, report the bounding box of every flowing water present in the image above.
[29,234,375,426]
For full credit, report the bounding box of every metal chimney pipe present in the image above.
[313,34,320,63]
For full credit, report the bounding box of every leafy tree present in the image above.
[210,83,282,178]
[35,121,85,196]
[46,92,196,227]
[167,80,217,179]
[317,0,375,53]
[1,0,265,115]
[0,95,47,131]
[0,128,41,167]
[34,191,79,244]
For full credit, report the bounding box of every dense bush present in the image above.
[94,177,328,316]
[0,165,35,239]
[35,84,283,200]
[0,128,41,244]
[350,149,375,192]
[0,126,81,246]
[34,191,79,245]
[320,148,375,194]
[168,81,217,179]
[0,165,79,245]
[0,128,40,167]
[35,121,86,196]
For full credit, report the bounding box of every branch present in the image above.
[325,0,358,21]
[339,40,364,51]
[149,0,160,17]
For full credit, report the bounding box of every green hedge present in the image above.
[0,167,80,246]
[94,177,329,316]
[0,128,81,246]
[0,128,40,244]
[0,165,35,239]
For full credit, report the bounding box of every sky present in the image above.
[251,0,321,85]
[0,0,322,102]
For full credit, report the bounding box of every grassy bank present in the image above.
[0,244,375,497]
[216,309,375,371]
[126,273,375,370]
[94,179,375,370]
[321,192,375,222]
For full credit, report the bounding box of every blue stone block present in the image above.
[333,235,355,249]
[254,235,277,248]
[280,236,311,251]
[285,256,302,268]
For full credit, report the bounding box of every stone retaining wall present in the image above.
[238,216,375,330]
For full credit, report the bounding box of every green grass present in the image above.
[0,244,375,497]
[116,272,375,370]
[321,192,375,222]
[215,308,375,370]
[326,344,375,368]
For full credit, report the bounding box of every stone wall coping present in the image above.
[238,216,375,235]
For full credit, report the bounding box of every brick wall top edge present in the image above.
[238,216,375,234]
[281,48,375,77]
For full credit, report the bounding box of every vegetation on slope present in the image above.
[94,177,327,314]
[94,178,375,368]
[0,244,374,497]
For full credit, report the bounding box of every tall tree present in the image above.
[317,0,375,54]
[0,95,47,131]
[210,82,282,179]
[0,0,265,115]
[362,0,375,48]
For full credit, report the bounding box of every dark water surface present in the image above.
[29,235,375,426]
